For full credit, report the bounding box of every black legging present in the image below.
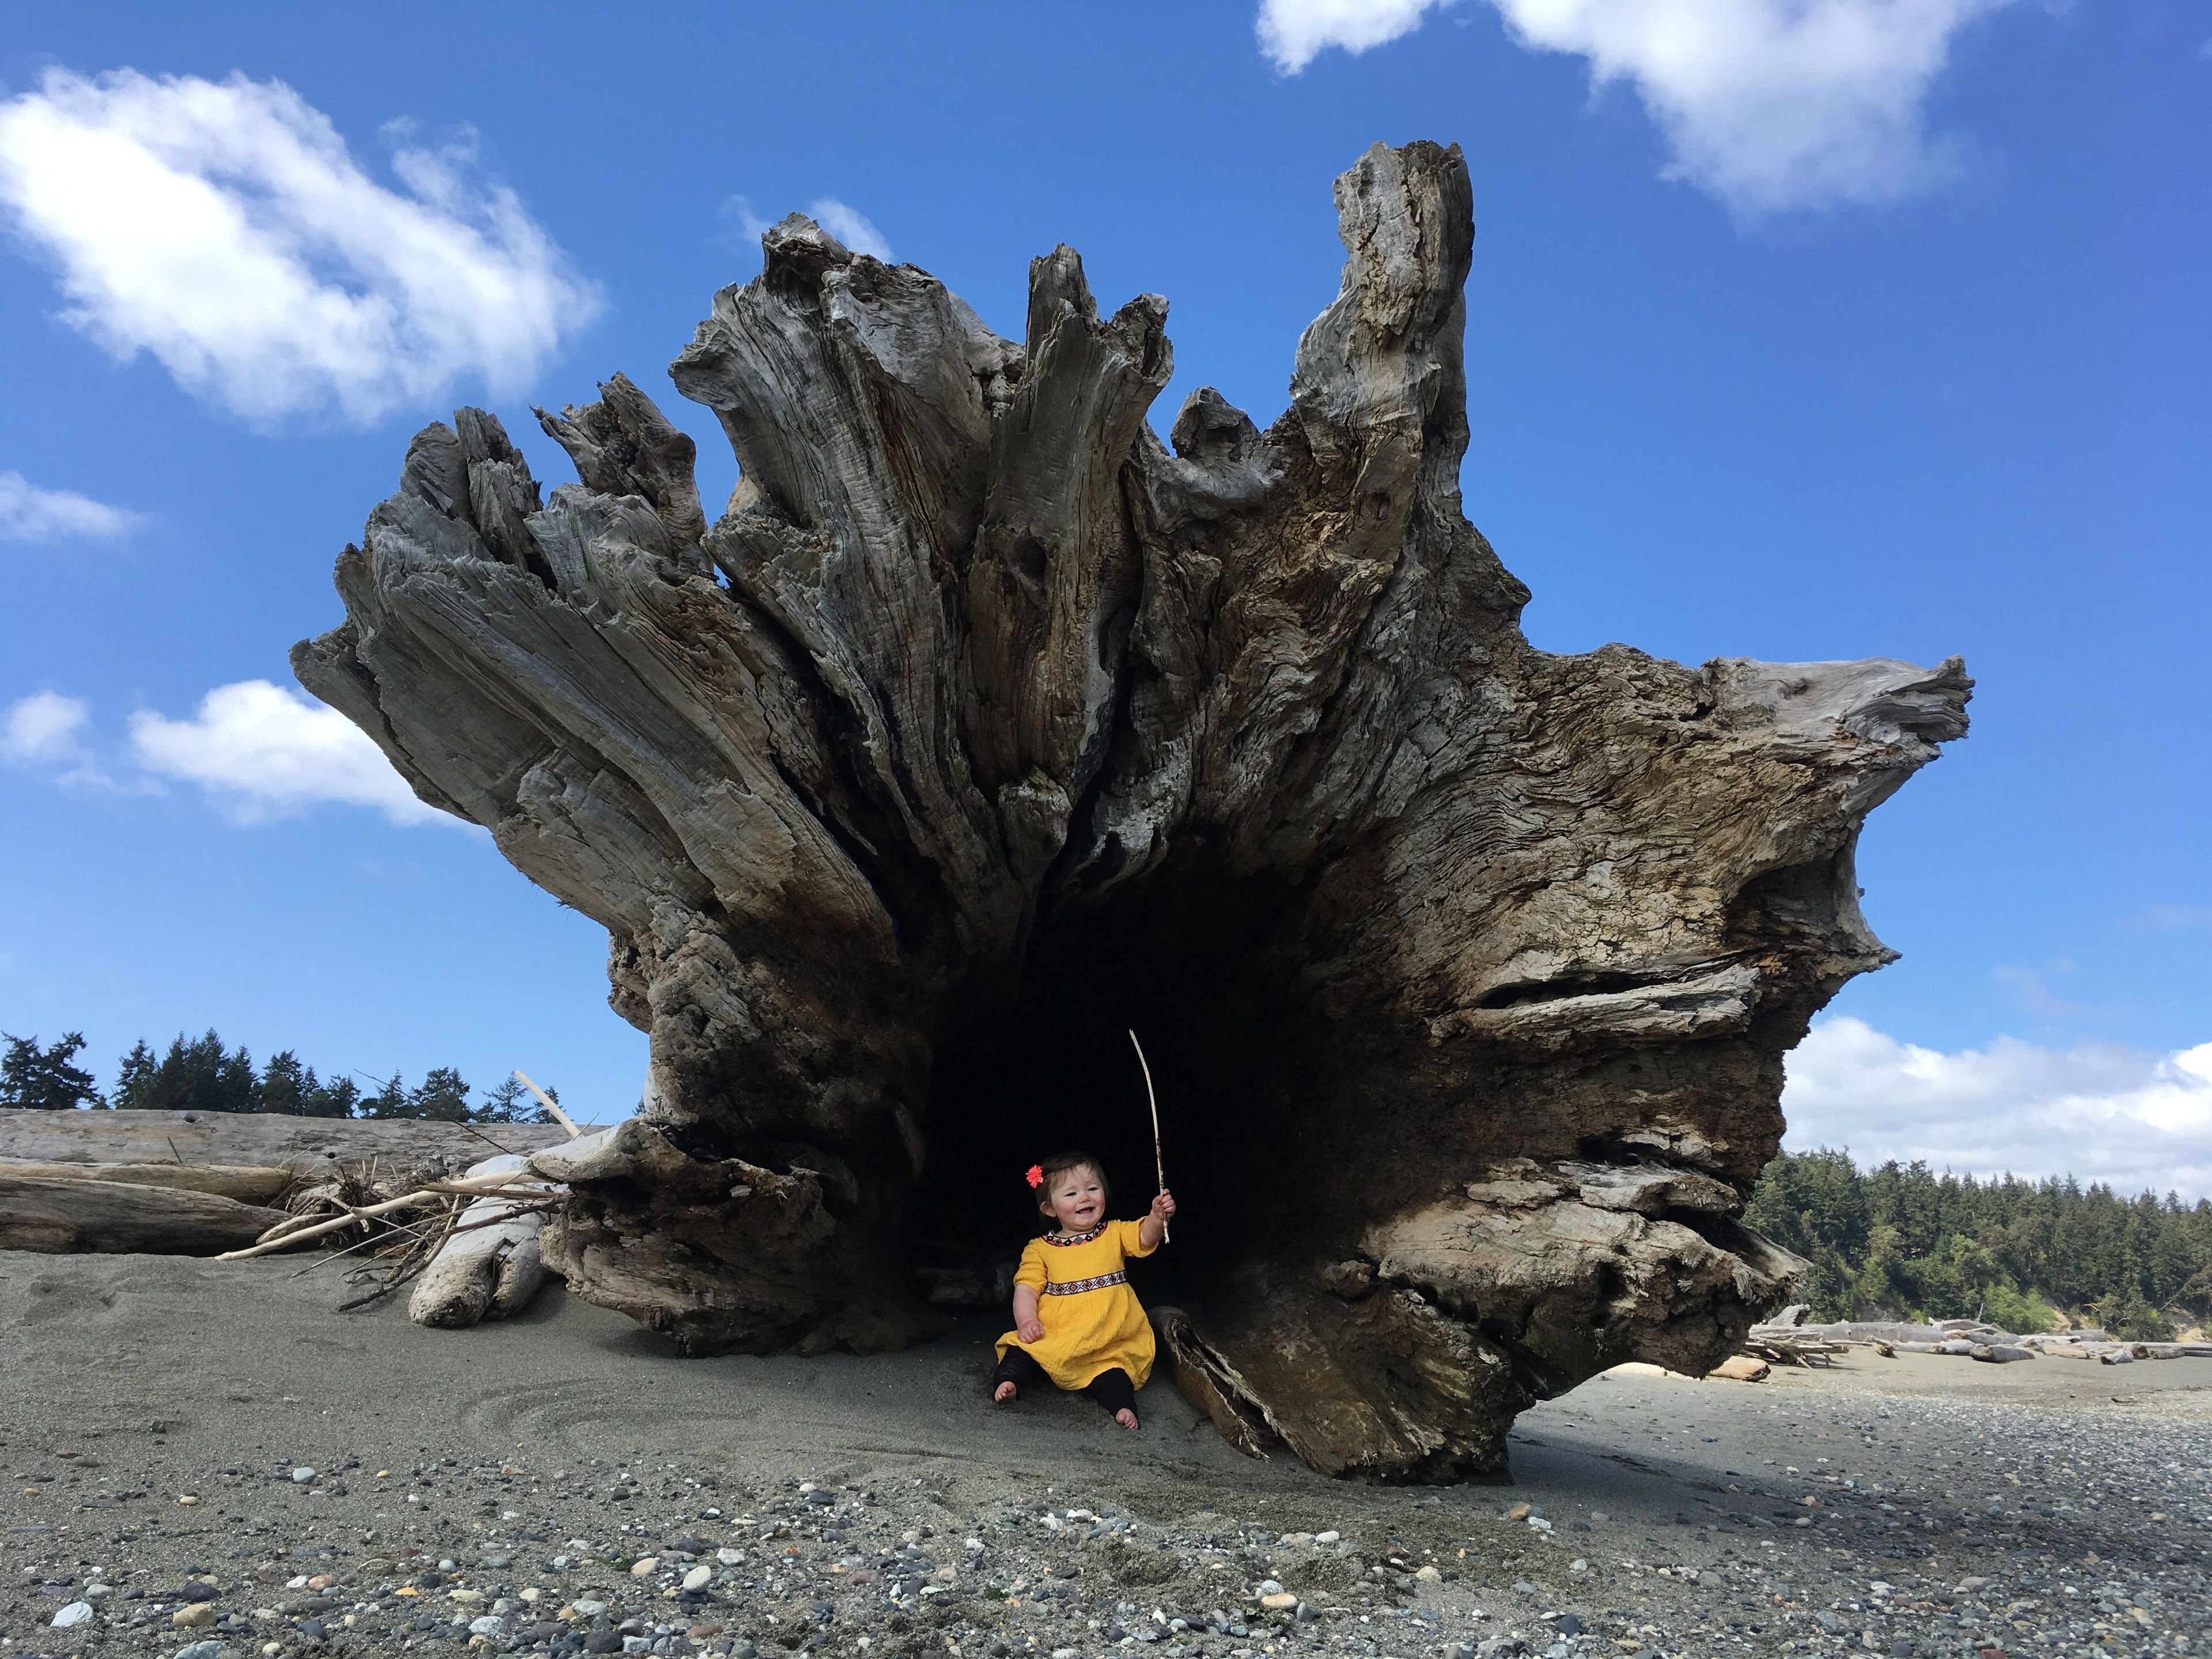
[993,1347,1137,1417]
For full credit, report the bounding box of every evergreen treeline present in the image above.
[1746,1149,2212,1342]
[0,1029,555,1125]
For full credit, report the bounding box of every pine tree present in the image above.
[112,1040,158,1110]
[137,1031,261,1113]
[302,1074,361,1119]
[408,1066,472,1123]
[0,1032,104,1110]
[361,1072,411,1119]
[259,1051,315,1116]
[474,1075,558,1124]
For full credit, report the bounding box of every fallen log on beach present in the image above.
[0,1157,291,1205]
[0,1107,573,1178]
[0,1171,290,1255]
[0,1107,589,1263]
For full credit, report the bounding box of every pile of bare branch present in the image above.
[1743,1328,1864,1366]
[215,1071,580,1316]
[219,1161,558,1307]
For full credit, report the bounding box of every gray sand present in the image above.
[4,1252,2208,1659]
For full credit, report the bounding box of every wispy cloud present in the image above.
[1256,0,2018,214]
[0,470,141,541]
[127,679,442,824]
[1781,1015,2212,1199]
[0,689,110,787]
[2149,904,2212,930]
[2,690,91,764]
[718,192,891,260]
[807,198,892,262]
[0,68,599,426]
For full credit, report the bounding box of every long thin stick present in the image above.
[513,1070,582,1139]
[1127,1029,1168,1244]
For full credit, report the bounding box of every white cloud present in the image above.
[1255,0,2016,213]
[1259,0,1456,71]
[719,194,891,261]
[1,690,91,763]
[806,198,892,262]
[128,679,442,825]
[0,470,141,541]
[0,68,599,425]
[1781,1015,2212,1199]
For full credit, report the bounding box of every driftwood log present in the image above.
[0,1111,583,1260]
[0,1108,574,1176]
[293,139,1969,1479]
[406,1154,554,1327]
[0,1158,291,1205]
[0,1172,290,1255]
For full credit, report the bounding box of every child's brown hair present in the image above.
[1031,1150,1109,1220]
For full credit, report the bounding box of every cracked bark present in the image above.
[295,140,1969,1480]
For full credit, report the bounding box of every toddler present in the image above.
[991,1150,1176,1430]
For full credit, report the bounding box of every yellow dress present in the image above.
[994,1218,1158,1391]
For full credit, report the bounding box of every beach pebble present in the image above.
[175,1602,219,1627]
[51,1599,94,1627]
[1314,1529,1340,1544]
[630,1555,660,1575]
[470,1613,509,1636]
[717,1546,745,1564]
[174,1643,232,1659]
[290,1465,316,1483]
[1260,1592,1298,1611]
[682,1563,713,1590]
[1257,1578,1284,1595]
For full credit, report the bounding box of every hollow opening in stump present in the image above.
[903,877,1305,1299]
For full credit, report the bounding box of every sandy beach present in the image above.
[4,1253,2208,1659]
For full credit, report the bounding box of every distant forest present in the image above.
[1747,1149,2212,1340]
[0,1029,556,1125]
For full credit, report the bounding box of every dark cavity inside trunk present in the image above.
[906,877,1307,1304]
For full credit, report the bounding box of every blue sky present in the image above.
[1,1,2206,1191]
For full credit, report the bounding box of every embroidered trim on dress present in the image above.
[1042,1222,1108,1247]
[1043,1271,1127,1297]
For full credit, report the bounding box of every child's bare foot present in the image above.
[993,1381,1018,1404]
[1115,1407,1139,1430]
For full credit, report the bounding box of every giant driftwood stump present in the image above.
[294,140,1968,1480]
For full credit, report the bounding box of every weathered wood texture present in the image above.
[407,1154,552,1328]
[0,1173,290,1255]
[294,141,1968,1479]
[0,1110,575,1177]
[0,1158,292,1205]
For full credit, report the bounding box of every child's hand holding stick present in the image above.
[1139,1187,1176,1251]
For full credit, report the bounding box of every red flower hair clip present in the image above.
[1024,1164,1044,1189]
